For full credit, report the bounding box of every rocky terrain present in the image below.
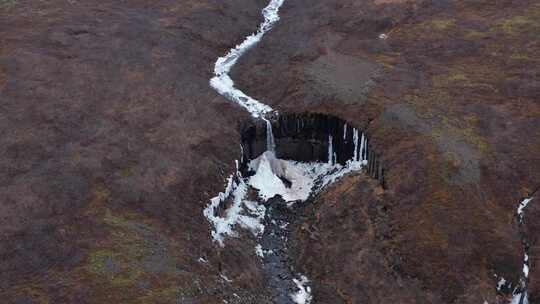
[233,0,540,303]
[0,0,274,302]
[1,0,539,303]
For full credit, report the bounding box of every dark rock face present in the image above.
[240,113,385,185]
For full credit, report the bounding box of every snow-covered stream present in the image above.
[509,195,535,304]
[203,0,369,302]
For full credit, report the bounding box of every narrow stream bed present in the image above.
[202,0,369,302]
[510,194,536,304]
[202,0,536,303]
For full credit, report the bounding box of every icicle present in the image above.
[343,123,347,140]
[360,133,365,161]
[363,137,368,162]
[353,129,359,161]
[264,118,275,152]
[328,134,334,165]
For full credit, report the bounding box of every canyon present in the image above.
[0,0,539,303]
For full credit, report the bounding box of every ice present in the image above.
[291,275,312,304]
[203,167,266,246]
[510,292,528,304]
[517,197,533,222]
[255,244,264,257]
[360,132,366,161]
[205,1,376,300]
[497,277,507,291]
[248,151,315,202]
[210,0,285,118]
[507,196,534,304]
[353,128,359,161]
[220,274,233,283]
[198,257,208,264]
[328,135,334,165]
[210,74,273,118]
[264,117,276,152]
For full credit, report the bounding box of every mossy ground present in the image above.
[2,184,221,303]
[0,0,16,9]
[364,1,539,301]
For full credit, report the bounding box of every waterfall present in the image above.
[363,137,368,162]
[360,133,366,162]
[328,134,334,165]
[264,118,276,152]
[206,0,374,302]
[353,128,359,161]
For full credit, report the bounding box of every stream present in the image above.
[202,1,536,303]
[203,0,368,302]
[509,193,536,304]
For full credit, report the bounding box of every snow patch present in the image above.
[203,168,266,246]
[248,151,366,204]
[328,134,334,165]
[507,196,535,304]
[291,275,312,304]
[220,274,233,283]
[517,198,532,222]
[497,277,507,291]
[510,292,528,304]
[198,257,208,264]
[248,151,315,202]
[255,244,264,257]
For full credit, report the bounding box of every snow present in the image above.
[353,129,358,161]
[360,132,366,161]
[198,257,208,264]
[510,292,528,304]
[248,151,367,204]
[255,244,264,257]
[248,151,315,202]
[203,167,266,246]
[210,0,285,118]
[291,275,312,304]
[507,196,535,304]
[497,277,507,291]
[517,198,533,222]
[220,274,233,283]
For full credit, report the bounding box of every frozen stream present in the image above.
[203,0,367,302]
[509,194,536,304]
